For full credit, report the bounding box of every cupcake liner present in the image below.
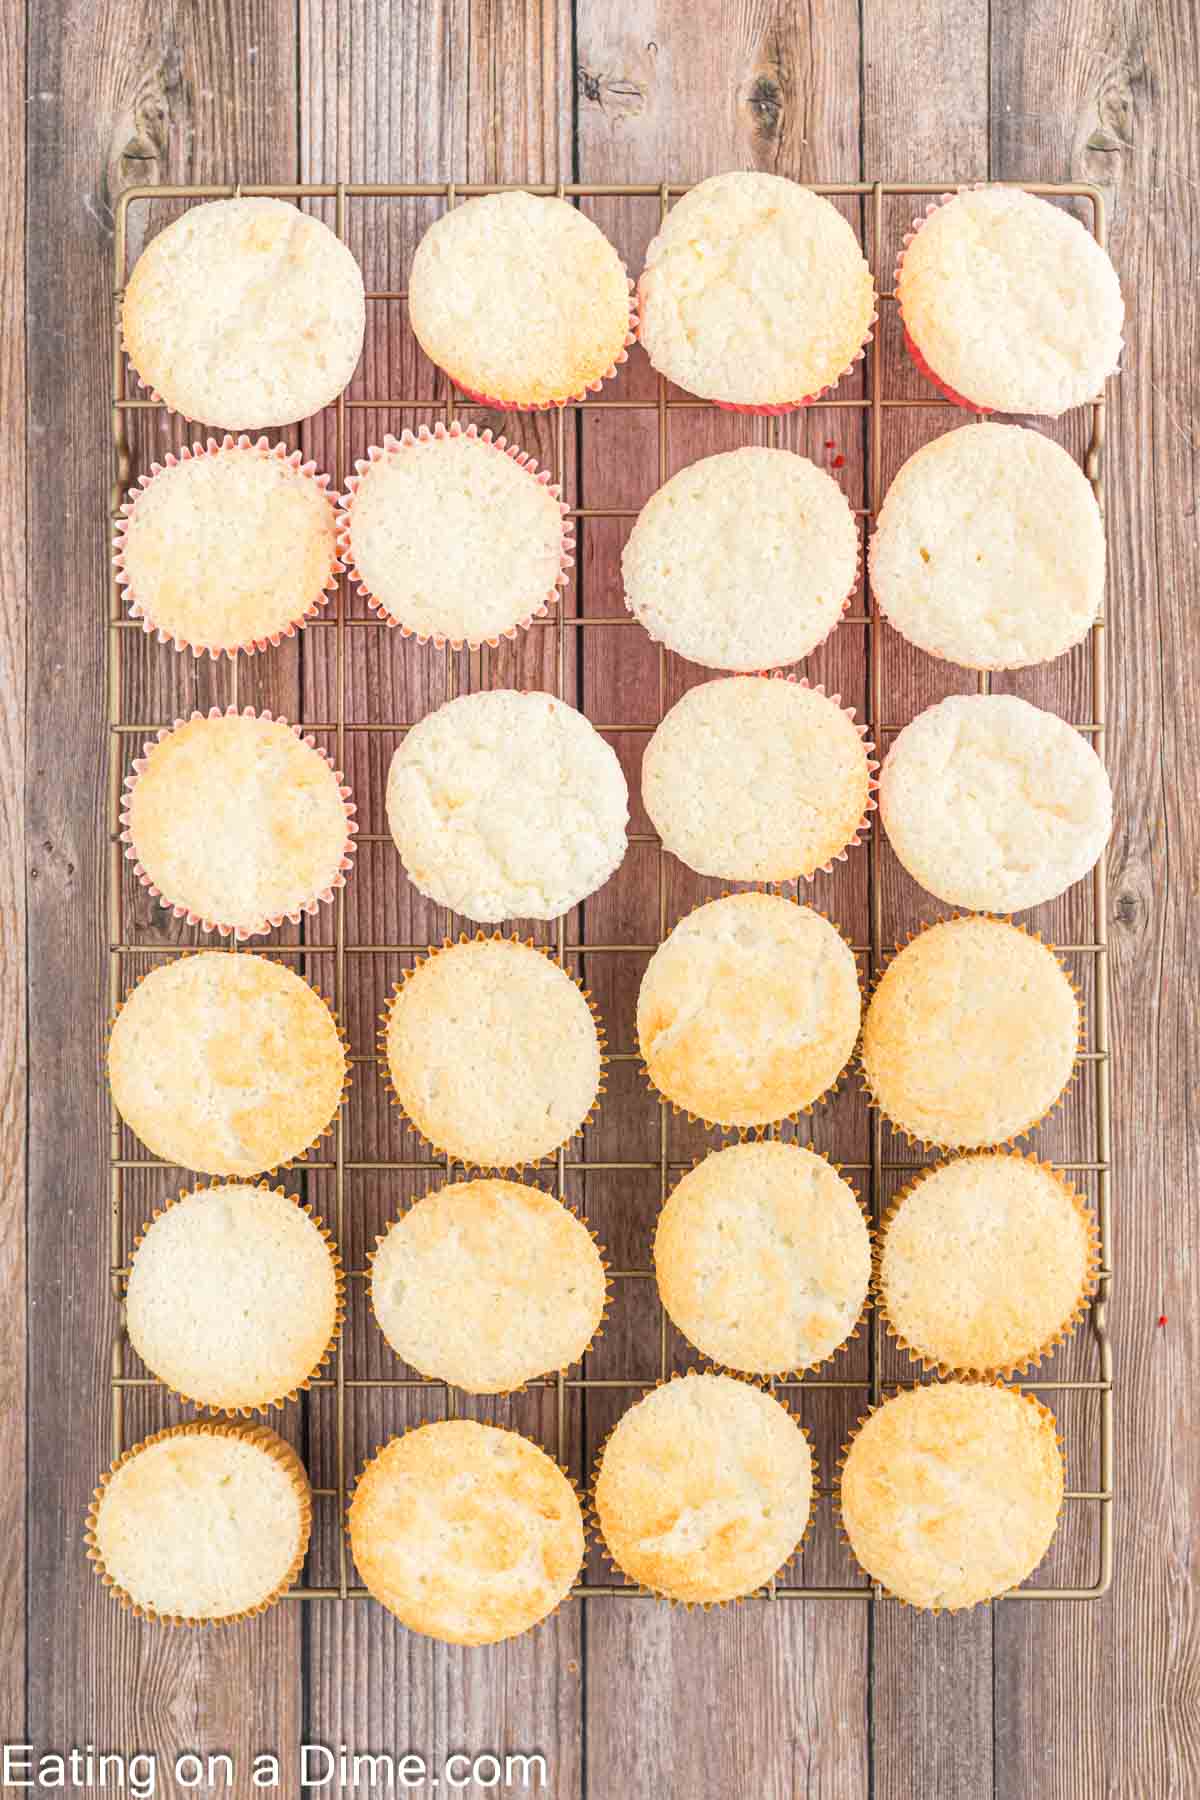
[106,949,352,1177]
[857,914,1086,1154]
[126,1180,347,1416]
[894,193,993,414]
[120,705,359,941]
[366,1182,611,1395]
[832,1382,1066,1612]
[637,892,865,1133]
[652,1145,874,1382]
[377,932,608,1174]
[585,1369,819,1608]
[451,277,639,411]
[84,1419,313,1626]
[873,1151,1102,1380]
[112,435,342,659]
[336,421,576,649]
[346,1419,588,1640]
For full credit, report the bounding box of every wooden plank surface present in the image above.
[19,2,1200,1795]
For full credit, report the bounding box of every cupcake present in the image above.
[338,423,573,646]
[860,916,1080,1150]
[387,690,627,922]
[348,1422,584,1644]
[838,1382,1064,1609]
[113,436,340,659]
[126,1182,345,1413]
[654,1142,870,1376]
[108,952,348,1176]
[622,447,859,671]
[896,185,1123,416]
[637,172,875,409]
[407,190,634,408]
[591,1372,813,1603]
[381,935,604,1169]
[637,892,860,1128]
[122,197,365,427]
[877,1153,1099,1377]
[642,674,876,881]
[85,1421,312,1624]
[122,708,357,940]
[869,423,1105,669]
[370,1178,607,1393]
[879,694,1112,913]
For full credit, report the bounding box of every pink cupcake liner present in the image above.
[751,671,880,874]
[120,705,358,941]
[337,420,576,650]
[449,278,638,411]
[895,193,992,414]
[112,435,342,660]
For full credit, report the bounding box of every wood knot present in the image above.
[1113,891,1141,927]
[746,74,784,142]
[576,68,646,118]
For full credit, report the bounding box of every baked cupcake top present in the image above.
[592,1372,813,1603]
[370,1179,606,1394]
[383,936,602,1168]
[637,892,860,1128]
[655,1142,870,1375]
[126,1183,343,1413]
[387,690,628,922]
[339,424,570,645]
[348,1422,584,1645]
[123,710,355,939]
[839,1382,1064,1609]
[109,952,347,1176]
[879,694,1112,913]
[86,1423,311,1623]
[642,675,874,881]
[407,191,632,407]
[869,423,1105,669]
[878,1153,1097,1376]
[638,172,875,406]
[122,197,365,427]
[897,186,1123,416]
[622,447,859,671]
[114,438,339,657]
[860,916,1079,1149]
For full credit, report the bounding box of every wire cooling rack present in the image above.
[107,180,1113,1603]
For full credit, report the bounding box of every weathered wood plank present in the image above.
[0,0,26,1746]
[26,0,304,1781]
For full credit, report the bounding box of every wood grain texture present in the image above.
[0,0,25,1744]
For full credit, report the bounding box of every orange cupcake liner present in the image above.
[651,1143,874,1382]
[336,420,575,648]
[85,1419,313,1627]
[452,277,639,411]
[112,435,342,659]
[637,891,865,1134]
[377,931,607,1175]
[120,705,358,941]
[125,1179,347,1417]
[585,1369,819,1608]
[366,1179,611,1395]
[832,1381,1066,1613]
[873,1150,1102,1381]
[857,913,1086,1154]
[894,192,993,414]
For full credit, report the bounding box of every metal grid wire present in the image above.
[108,180,1113,1602]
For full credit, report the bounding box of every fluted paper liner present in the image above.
[336,421,576,648]
[126,1180,347,1416]
[378,931,607,1174]
[84,1419,312,1627]
[873,1151,1101,1380]
[112,435,342,659]
[832,1381,1067,1613]
[120,705,358,941]
[586,1370,818,1609]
